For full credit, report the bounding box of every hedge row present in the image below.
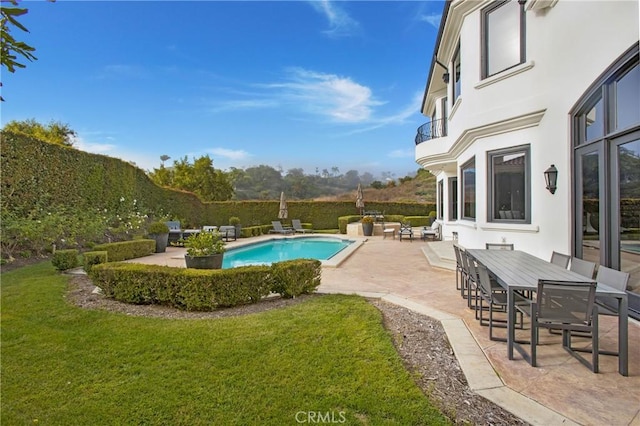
[92,240,155,262]
[1,132,435,230]
[89,259,322,310]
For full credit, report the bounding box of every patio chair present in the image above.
[453,244,465,291]
[569,257,596,279]
[476,263,523,341]
[515,280,599,372]
[218,225,237,241]
[270,221,294,235]
[486,243,514,250]
[421,222,441,241]
[291,219,313,234]
[398,222,413,241]
[562,265,628,357]
[550,251,571,269]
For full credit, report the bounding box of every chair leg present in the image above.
[530,315,538,367]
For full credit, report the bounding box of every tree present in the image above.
[148,155,233,201]
[1,0,53,101]
[160,155,170,166]
[2,118,76,146]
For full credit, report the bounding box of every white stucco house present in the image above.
[415,0,640,315]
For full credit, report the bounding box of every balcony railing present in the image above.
[415,118,448,145]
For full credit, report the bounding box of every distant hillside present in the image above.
[314,170,436,203]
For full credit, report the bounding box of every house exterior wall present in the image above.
[416,0,639,259]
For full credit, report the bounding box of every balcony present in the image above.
[415,118,448,145]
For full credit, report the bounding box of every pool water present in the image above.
[222,237,354,268]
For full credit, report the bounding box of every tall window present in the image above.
[481,0,526,78]
[461,158,476,220]
[448,177,458,221]
[488,145,530,222]
[452,42,462,101]
[437,180,444,220]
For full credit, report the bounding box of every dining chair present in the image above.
[515,280,599,372]
[486,243,514,250]
[569,257,597,279]
[550,251,571,269]
[452,244,465,291]
[476,263,522,341]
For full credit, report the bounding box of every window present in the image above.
[481,0,526,78]
[437,180,444,220]
[488,146,530,222]
[461,158,476,220]
[448,177,458,221]
[452,42,462,101]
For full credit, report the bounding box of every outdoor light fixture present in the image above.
[544,164,558,194]
[442,72,450,84]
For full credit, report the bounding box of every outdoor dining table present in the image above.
[466,249,629,376]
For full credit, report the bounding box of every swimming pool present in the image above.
[222,236,357,269]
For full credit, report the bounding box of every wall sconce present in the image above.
[544,164,558,194]
[442,72,450,84]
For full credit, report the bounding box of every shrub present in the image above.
[338,215,362,234]
[184,231,225,257]
[403,216,431,227]
[93,240,155,262]
[89,259,321,310]
[83,251,108,273]
[271,259,322,298]
[229,216,241,226]
[361,216,374,224]
[52,249,79,271]
[147,221,169,235]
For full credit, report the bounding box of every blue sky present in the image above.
[2,0,443,178]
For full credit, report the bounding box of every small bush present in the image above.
[271,259,322,298]
[93,240,155,262]
[338,215,362,234]
[52,249,80,271]
[83,251,108,273]
[147,221,169,235]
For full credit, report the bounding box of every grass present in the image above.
[1,262,450,425]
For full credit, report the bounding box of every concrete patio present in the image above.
[132,235,640,425]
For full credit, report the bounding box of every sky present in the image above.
[2,0,444,179]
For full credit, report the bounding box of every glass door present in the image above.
[575,146,604,265]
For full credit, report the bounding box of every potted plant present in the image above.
[184,231,226,269]
[361,215,374,236]
[147,221,170,253]
[229,216,241,237]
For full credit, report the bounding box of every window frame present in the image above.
[448,176,458,221]
[461,157,476,221]
[452,41,462,101]
[487,145,531,223]
[437,180,444,220]
[481,0,526,79]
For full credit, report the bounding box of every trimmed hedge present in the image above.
[92,240,155,262]
[52,249,79,271]
[403,216,431,227]
[83,251,108,273]
[89,259,322,311]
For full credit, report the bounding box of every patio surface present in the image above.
[132,235,640,426]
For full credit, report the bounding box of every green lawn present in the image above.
[1,262,449,425]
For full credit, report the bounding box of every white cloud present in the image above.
[344,91,423,135]
[207,99,278,113]
[308,0,360,38]
[95,64,148,80]
[208,147,250,161]
[72,135,116,154]
[270,67,383,123]
[388,149,414,159]
[419,13,441,29]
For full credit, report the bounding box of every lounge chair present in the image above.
[421,222,441,241]
[291,219,313,233]
[270,221,294,235]
[399,222,413,242]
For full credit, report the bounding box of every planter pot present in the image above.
[362,222,374,236]
[150,233,169,253]
[185,254,224,269]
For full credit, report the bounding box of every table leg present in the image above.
[619,296,629,376]
[507,288,515,360]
